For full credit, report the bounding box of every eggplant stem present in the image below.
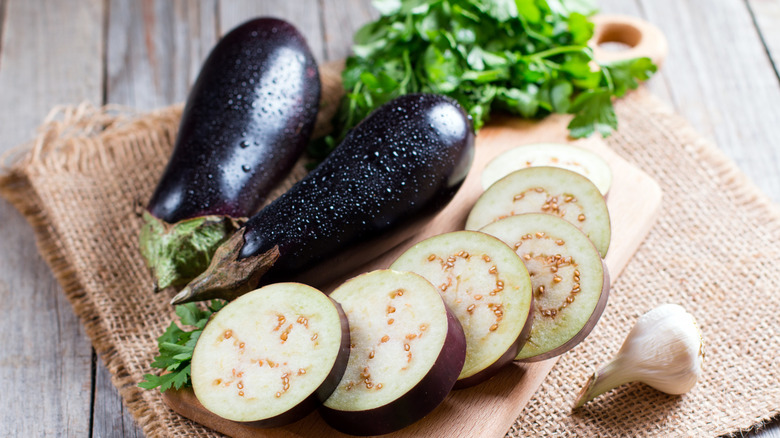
[170,229,280,305]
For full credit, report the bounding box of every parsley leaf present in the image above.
[312,0,656,159]
[567,90,616,138]
[139,300,225,392]
[602,57,657,97]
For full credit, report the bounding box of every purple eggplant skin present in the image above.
[242,93,475,277]
[172,93,475,305]
[319,305,467,436]
[147,17,320,223]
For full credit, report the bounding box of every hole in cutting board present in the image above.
[596,23,642,52]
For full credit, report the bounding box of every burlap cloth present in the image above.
[1,88,778,437]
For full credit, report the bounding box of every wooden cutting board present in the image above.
[162,113,663,438]
[162,15,667,438]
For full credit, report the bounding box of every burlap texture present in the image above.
[1,90,778,437]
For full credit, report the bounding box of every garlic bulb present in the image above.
[574,303,704,408]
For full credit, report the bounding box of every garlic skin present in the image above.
[574,304,704,408]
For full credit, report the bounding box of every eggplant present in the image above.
[140,17,321,291]
[480,143,613,195]
[171,93,475,305]
[479,214,610,362]
[190,283,350,427]
[390,231,534,388]
[466,166,611,257]
[321,269,467,436]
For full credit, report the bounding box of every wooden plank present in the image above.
[748,0,780,79]
[0,0,6,70]
[92,357,144,438]
[320,0,377,61]
[106,0,218,109]
[0,0,104,149]
[0,0,103,436]
[636,0,780,203]
[218,0,324,61]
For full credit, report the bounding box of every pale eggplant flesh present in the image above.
[479,214,610,362]
[319,306,465,435]
[190,283,350,427]
[389,230,535,388]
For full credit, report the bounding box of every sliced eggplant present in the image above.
[390,231,533,388]
[481,143,612,195]
[479,214,609,362]
[466,166,611,257]
[190,283,349,427]
[322,270,466,436]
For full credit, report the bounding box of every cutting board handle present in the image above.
[591,14,668,67]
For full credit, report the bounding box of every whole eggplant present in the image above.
[172,93,475,304]
[140,17,320,291]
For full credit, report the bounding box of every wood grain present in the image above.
[637,0,780,203]
[596,0,674,123]
[748,0,780,78]
[97,1,221,435]
[106,0,218,109]
[0,0,6,70]
[162,113,663,438]
[320,0,377,61]
[92,357,144,438]
[0,0,103,436]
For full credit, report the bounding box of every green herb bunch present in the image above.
[312,0,656,158]
[139,300,225,392]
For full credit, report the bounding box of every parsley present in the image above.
[311,0,656,159]
[139,300,226,392]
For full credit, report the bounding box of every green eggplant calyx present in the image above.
[139,212,246,292]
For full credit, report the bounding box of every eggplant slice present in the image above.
[480,214,609,362]
[191,283,349,427]
[467,166,611,257]
[390,231,533,388]
[480,143,612,195]
[322,270,466,436]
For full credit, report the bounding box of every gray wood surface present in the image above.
[320,0,379,61]
[0,0,778,436]
[94,1,222,436]
[640,0,780,203]
[749,0,780,78]
[106,0,218,110]
[0,0,103,437]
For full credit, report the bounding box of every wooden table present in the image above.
[0,1,778,437]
